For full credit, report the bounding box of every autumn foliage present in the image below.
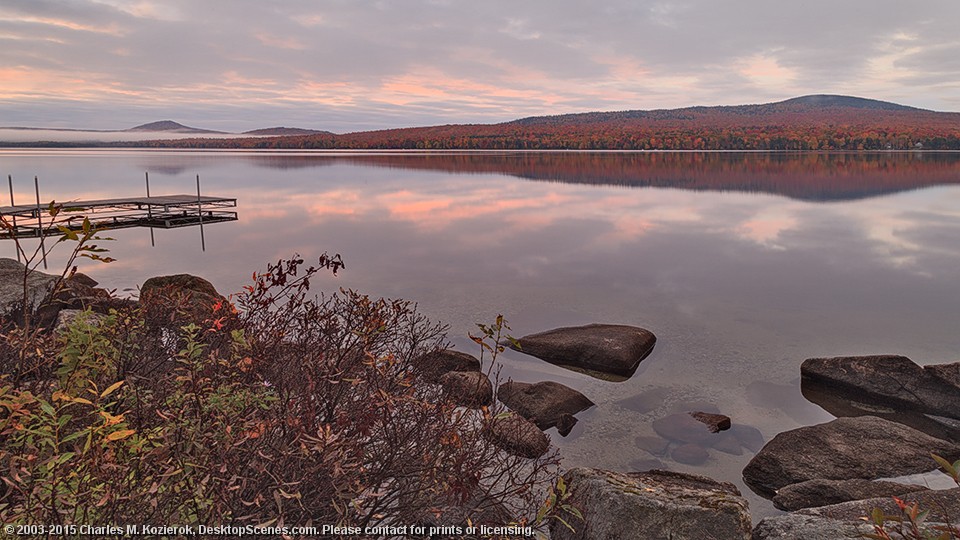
[0,256,561,532]
[107,96,960,151]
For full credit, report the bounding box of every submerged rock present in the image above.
[672,443,709,465]
[512,324,656,380]
[497,380,594,433]
[742,416,960,498]
[653,412,718,445]
[549,468,751,540]
[728,424,765,453]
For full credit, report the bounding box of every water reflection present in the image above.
[222,151,960,201]
[3,150,960,517]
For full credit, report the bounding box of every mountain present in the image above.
[242,127,331,136]
[126,120,225,134]
[507,95,928,126]
[4,94,959,150]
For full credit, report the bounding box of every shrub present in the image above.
[0,255,561,533]
[864,455,960,540]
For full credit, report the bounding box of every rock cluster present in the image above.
[746,354,960,539]
[549,468,752,540]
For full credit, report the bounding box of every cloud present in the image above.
[0,0,958,130]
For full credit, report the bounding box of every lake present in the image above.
[3,149,960,516]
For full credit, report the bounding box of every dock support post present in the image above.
[145,172,155,247]
[7,174,19,262]
[34,176,46,269]
[196,174,205,252]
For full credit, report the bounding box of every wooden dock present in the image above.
[0,194,237,239]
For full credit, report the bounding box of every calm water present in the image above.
[4,149,960,516]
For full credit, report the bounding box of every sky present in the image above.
[1,0,959,133]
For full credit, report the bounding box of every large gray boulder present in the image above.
[801,355,960,420]
[549,468,751,540]
[0,258,59,317]
[497,381,593,434]
[771,478,927,511]
[743,416,960,498]
[512,324,656,380]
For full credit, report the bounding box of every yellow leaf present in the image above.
[99,411,124,427]
[71,397,93,406]
[100,380,124,399]
[106,429,135,441]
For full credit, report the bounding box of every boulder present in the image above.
[796,486,960,523]
[483,412,549,459]
[497,381,594,433]
[411,349,481,382]
[438,371,493,408]
[801,355,960,420]
[0,258,60,319]
[742,416,960,498]
[801,380,960,442]
[926,361,960,389]
[549,468,751,540]
[54,309,107,335]
[140,273,224,326]
[751,514,875,540]
[141,274,220,299]
[52,275,112,312]
[512,324,656,380]
[690,412,731,433]
[68,272,99,288]
[555,413,578,437]
[772,479,928,511]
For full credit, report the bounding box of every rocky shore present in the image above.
[3,258,959,539]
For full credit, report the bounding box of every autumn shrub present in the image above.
[0,254,563,534]
[864,455,960,540]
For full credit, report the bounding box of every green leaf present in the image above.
[39,400,56,417]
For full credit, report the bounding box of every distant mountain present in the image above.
[242,127,331,136]
[774,94,921,111]
[4,94,959,150]
[507,94,928,126]
[127,120,225,134]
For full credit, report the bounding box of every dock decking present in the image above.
[0,194,237,239]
